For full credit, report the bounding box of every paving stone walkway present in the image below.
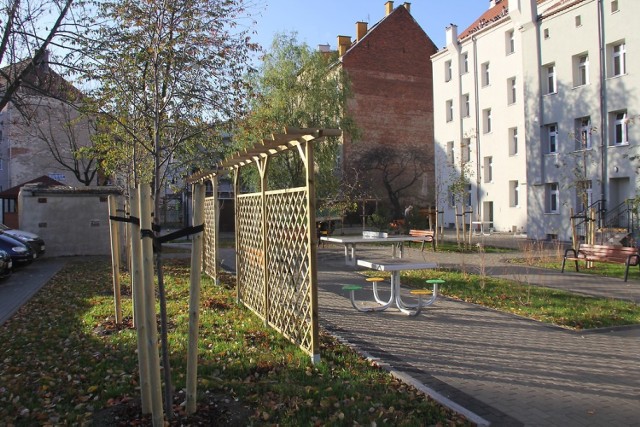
[316,242,640,426]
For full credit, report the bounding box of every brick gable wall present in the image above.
[341,7,437,207]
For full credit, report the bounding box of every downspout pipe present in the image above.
[472,35,482,220]
[597,0,607,215]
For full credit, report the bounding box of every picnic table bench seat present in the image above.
[561,243,640,282]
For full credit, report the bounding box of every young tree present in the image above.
[74,0,258,201]
[69,0,259,420]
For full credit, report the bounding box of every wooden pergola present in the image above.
[191,127,341,362]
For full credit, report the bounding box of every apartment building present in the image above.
[432,0,639,241]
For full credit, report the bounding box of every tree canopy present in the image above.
[71,0,259,198]
[235,32,357,198]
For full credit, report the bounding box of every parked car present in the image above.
[0,249,12,278]
[0,224,45,256]
[0,232,35,265]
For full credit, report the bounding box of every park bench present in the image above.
[561,243,640,282]
[408,229,436,252]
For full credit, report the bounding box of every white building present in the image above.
[432,0,640,242]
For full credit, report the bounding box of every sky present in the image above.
[250,0,491,53]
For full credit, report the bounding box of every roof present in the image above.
[341,4,435,58]
[0,175,67,198]
[458,0,510,40]
[0,52,82,102]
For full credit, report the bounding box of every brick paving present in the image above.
[316,242,640,426]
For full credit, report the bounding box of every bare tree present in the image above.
[13,96,99,185]
[354,144,434,219]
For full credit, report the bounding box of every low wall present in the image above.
[18,185,122,256]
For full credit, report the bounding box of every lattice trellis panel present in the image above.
[203,196,217,279]
[236,193,265,317]
[265,188,313,352]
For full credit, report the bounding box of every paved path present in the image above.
[315,243,640,426]
[0,257,67,325]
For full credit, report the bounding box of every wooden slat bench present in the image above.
[408,229,436,252]
[561,243,640,282]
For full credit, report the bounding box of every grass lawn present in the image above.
[395,268,640,330]
[0,257,470,426]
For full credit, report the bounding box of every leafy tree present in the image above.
[72,0,258,203]
[236,32,358,200]
[67,0,259,420]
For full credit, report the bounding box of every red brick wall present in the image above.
[341,6,437,206]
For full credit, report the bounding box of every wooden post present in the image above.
[139,184,164,425]
[258,156,270,326]
[304,139,321,364]
[211,176,220,284]
[186,182,205,414]
[130,189,151,413]
[108,195,123,325]
[233,168,241,304]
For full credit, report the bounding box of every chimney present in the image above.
[403,2,411,13]
[317,44,331,53]
[337,35,352,56]
[385,1,394,15]
[489,0,496,8]
[356,21,368,41]
[445,24,458,47]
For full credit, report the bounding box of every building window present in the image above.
[610,42,626,77]
[447,141,455,164]
[483,108,492,134]
[544,28,550,39]
[546,123,558,153]
[0,159,3,171]
[509,180,519,207]
[448,191,456,207]
[507,77,516,104]
[611,111,629,146]
[575,15,582,26]
[509,127,518,155]
[462,138,471,163]
[445,60,452,82]
[547,183,560,213]
[575,117,592,150]
[462,52,469,74]
[484,156,493,183]
[506,30,515,54]
[545,64,556,94]
[481,62,490,86]
[574,54,589,86]
[576,180,593,212]
[465,184,472,207]
[463,94,470,118]
[611,0,619,13]
[446,99,454,122]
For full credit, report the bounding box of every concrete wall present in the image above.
[18,185,122,256]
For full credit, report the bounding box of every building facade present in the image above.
[432,0,640,241]
[337,1,439,218]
